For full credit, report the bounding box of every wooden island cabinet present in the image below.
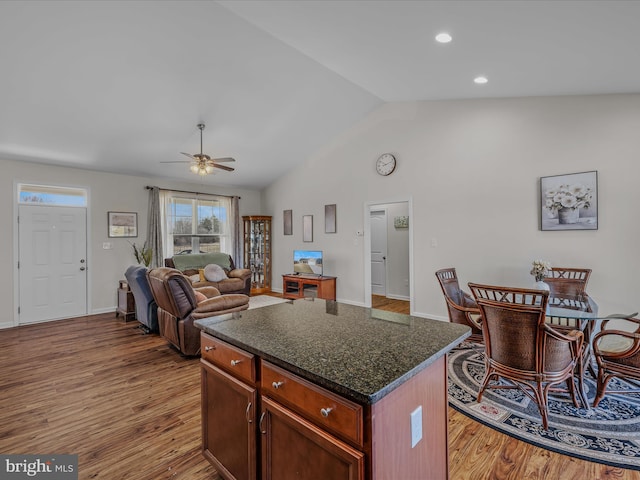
[196,300,470,480]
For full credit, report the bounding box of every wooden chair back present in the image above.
[435,268,483,343]
[545,267,591,296]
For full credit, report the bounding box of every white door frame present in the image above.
[363,197,413,313]
[12,181,92,328]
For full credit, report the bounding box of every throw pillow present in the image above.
[188,274,200,284]
[194,291,207,303]
[204,263,229,283]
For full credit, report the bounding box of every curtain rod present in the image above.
[145,185,240,199]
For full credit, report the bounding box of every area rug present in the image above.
[247,295,290,310]
[448,347,640,470]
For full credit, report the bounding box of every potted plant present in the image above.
[131,241,153,267]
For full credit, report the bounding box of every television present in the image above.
[293,250,323,276]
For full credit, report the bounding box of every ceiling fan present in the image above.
[162,123,235,176]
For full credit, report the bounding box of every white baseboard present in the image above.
[386,294,410,301]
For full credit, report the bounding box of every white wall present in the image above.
[0,158,261,327]
[263,94,640,319]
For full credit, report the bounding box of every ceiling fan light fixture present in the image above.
[163,123,235,176]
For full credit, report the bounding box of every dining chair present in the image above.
[544,267,591,296]
[435,268,483,344]
[544,267,594,380]
[468,283,584,429]
[592,317,640,407]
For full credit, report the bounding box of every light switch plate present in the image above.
[410,405,422,448]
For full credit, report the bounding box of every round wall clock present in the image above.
[375,153,396,176]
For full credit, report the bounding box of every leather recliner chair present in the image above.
[147,267,250,356]
[125,265,158,333]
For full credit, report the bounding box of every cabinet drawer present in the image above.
[261,362,363,447]
[201,333,256,384]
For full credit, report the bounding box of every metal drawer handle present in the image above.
[320,407,333,418]
[259,411,267,434]
[246,402,253,423]
[272,381,284,389]
[204,346,215,352]
[231,359,243,366]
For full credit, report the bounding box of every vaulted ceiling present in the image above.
[1,1,638,189]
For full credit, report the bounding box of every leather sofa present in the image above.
[124,265,158,333]
[147,267,250,356]
[165,252,251,296]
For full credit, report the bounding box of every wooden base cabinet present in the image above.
[200,332,449,480]
[260,396,364,480]
[201,362,257,480]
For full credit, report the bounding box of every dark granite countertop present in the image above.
[195,299,470,405]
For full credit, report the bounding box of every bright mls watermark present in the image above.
[1,455,77,479]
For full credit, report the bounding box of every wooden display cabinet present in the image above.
[243,216,272,295]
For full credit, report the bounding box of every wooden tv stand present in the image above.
[282,274,336,301]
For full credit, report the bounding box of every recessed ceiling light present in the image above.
[435,32,452,44]
[474,76,488,84]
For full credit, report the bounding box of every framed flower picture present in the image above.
[540,171,598,231]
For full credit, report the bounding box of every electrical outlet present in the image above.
[410,405,422,448]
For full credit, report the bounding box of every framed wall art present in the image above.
[325,204,336,233]
[394,216,409,229]
[540,171,598,231]
[108,211,138,237]
[283,209,293,235]
[303,215,313,242]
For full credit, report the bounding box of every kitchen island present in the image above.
[195,299,470,480]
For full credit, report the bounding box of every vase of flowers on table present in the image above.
[530,259,551,291]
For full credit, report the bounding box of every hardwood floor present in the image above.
[1,305,638,479]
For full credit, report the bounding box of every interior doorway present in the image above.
[365,200,412,313]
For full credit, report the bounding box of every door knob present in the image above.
[80,267,86,271]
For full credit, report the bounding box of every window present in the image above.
[18,183,87,207]
[164,194,231,256]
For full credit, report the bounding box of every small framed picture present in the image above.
[284,209,293,235]
[303,215,313,242]
[325,204,336,233]
[108,211,138,238]
[540,171,598,231]
[394,216,409,229]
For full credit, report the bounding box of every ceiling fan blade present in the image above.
[212,157,235,163]
[212,163,235,172]
[180,152,196,160]
[160,160,192,164]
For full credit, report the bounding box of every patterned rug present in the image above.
[448,347,640,470]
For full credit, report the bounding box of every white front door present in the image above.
[370,209,387,296]
[18,205,87,324]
